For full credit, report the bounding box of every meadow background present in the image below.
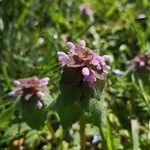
[0,0,150,149]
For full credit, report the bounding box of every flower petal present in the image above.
[57,51,69,66]
[83,74,97,83]
[14,80,21,86]
[82,67,90,76]
[8,91,16,97]
[102,55,111,61]
[79,40,86,48]
[67,42,75,50]
[39,77,49,86]
[37,91,45,98]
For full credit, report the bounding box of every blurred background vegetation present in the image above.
[0,0,150,149]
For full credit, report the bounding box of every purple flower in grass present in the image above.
[57,40,111,87]
[8,76,49,108]
[128,53,150,71]
[79,4,94,17]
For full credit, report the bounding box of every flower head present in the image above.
[128,53,150,71]
[79,4,94,17]
[8,76,49,108]
[57,40,110,87]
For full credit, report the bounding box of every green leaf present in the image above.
[131,119,140,150]
[51,95,82,129]
[20,88,53,130]
[1,122,30,143]
[82,98,102,126]
[43,87,53,108]
[82,79,105,100]
[21,99,47,130]
[25,130,40,149]
[0,107,14,129]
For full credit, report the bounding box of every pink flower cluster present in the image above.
[129,53,150,71]
[57,40,111,87]
[8,76,49,108]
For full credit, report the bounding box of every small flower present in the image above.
[13,80,21,86]
[67,42,75,52]
[139,61,145,67]
[79,40,86,48]
[8,76,49,108]
[36,100,43,109]
[39,77,49,86]
[79,4,93,17]
[37,91,45,98]
[128,53,150,71]
[83,74,97,83]
[8,91,17,97]
[57,40,110,87]
[82,67,90,76]
[57,52,69,66]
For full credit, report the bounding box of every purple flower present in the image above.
[128,53,150,71]
[39,77,49,86]
[79,40,86,48]
[139,61,145,67]
[83,74,97,83]
[82,67,90,76]
[8,76,49,108]
[57,40,111,86]
[37,91,45,98]
[67,42,75,52]
[13,80,21,86]
[57,52,69,66]
[8,91,17,97]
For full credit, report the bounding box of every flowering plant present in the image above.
[57,40,111,87]
[9,76,49,108]
[128,53,150,71]
[9,76,53,129]
[50,40,111,131]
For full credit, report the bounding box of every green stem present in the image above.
[79,120,86,150]
[106,117,114,150]
[46,121,56,142]
[99,125,107,150]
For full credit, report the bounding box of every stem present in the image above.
[46,121,56,142]
[99,125,107,150]
[106,117,114,150]
[79,120,86,150]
